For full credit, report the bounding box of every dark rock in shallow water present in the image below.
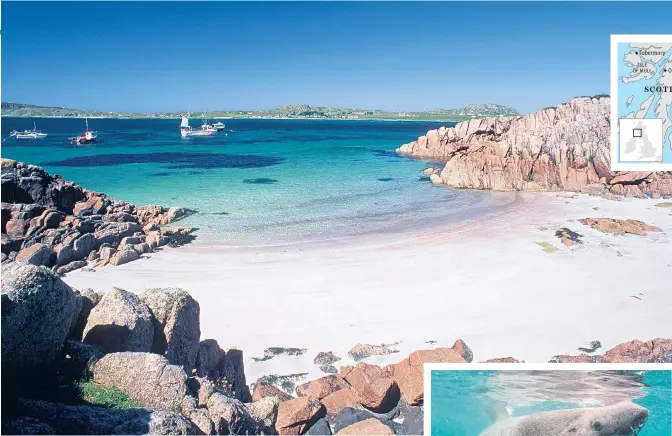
[319,365,338,374]
[243,177,279,185]
[252,347,307,362]
[307,417,332,435]
[314,351,341,366]
[377,177,394,182]
[255,373,309,395]
[578,340,602,354]
[419,175,431,182]
[213,211,230,215]
[372,149,405,159]
[43,152,285,169]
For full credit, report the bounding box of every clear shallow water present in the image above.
[431,370,672,436]
[1,117,499,246]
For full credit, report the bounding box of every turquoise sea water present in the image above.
[1,117,499,246]
[431,370,672,436]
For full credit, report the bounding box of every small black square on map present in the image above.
[633,128,642,138]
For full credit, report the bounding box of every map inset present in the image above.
[613,37,672,169]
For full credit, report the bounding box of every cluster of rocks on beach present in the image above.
[1,159,196,274]
[399,96,672,198]
[2,262,671,435]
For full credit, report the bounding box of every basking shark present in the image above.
[479,401,649,436]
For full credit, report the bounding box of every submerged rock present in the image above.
[347,343,399,361]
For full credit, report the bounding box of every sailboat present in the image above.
[9,122,48,139]
[180,113,213,137]
[69,118,101,145]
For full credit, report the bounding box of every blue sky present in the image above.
[2,2,671,114]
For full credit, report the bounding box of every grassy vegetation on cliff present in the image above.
[78,381,139,409]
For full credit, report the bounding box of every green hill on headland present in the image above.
[1,102,519,121]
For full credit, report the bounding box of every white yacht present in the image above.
[212,121,225,132]
[9,123,48,139]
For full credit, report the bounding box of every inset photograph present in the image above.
[428,366,671,436]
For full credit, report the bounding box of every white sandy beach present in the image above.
[64,193,672,386]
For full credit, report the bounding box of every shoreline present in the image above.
[2,115,469,123]
[63,192,672,385]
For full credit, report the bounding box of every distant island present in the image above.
[1,102,519,122]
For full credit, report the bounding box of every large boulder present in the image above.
[6,399,191,435]
[342,362,399,413]
[82,288,154,353]
[91,352,188,411]
[337,418,394,435]
[393,348,466,405]
[321,389,360,418]
[206,392,260,435]
[296,375,347,400]
[195,339,226,379]
[140,288,201,372]
[109,246,141,266]
[194,340,252,403]
[1,263,79,370]
[276,396,326,435]
[180,395,215,435]
[14,243,56,267]
[244,396,280,434]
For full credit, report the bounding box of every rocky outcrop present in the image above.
[4,399,192,435]
[4,263,670,436]
[140,288,201,373]
[1,263,79,370]
[398,96,672,198]
[342,363,399,413]
[82,288,155,353]
[92,352,188,411]
[578,218,663,236]
[551,338,672,363]
[392,348,466,405]
[276,396,326,435]
[193,339,252,403]
[1,159,195,273]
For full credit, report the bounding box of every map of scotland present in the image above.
[612,36,672,170]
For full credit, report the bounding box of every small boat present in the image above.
[212,121,225,132]
[69,118,101,145]
[9,123,48,139]
[180,113,213,137]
